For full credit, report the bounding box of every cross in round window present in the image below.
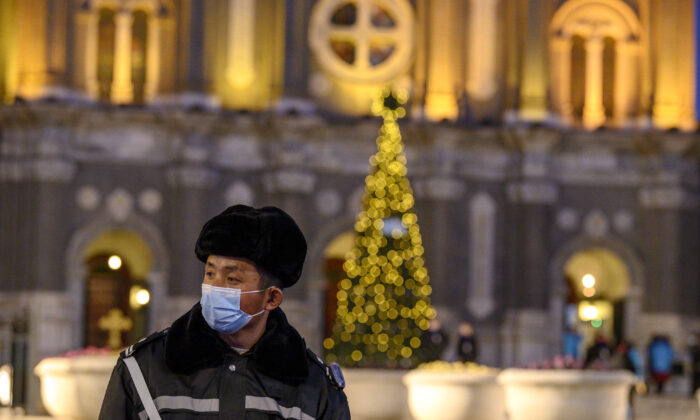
[309,0,414,84]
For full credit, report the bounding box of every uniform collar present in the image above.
[165,303,309,385]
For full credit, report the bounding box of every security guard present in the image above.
[99,205,350,419]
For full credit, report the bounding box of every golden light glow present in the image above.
[581,274,596,288]
[0,364,11,406]
[136,289,150,305]
[130,286,150,309]
[582,287,596,298]
[0,0,18,103]
[107,255,122,270]
[581,305,599,321]
[327,88,434,369]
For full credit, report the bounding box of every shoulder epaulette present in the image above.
[306,349,345,390]
[120,328,169,358]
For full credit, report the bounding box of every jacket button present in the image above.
[228,364,236,372]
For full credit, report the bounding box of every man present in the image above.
[99,205,350,419]
[456,321,478,363]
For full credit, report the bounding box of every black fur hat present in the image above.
[195,205,307,288]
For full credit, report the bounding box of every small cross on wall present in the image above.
[98,308,133,350]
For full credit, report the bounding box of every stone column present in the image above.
[424,0,460,120]
[111,8,133,103]
[226,0,256,90]
[413,177,465,307]
[84,11,99,98]
[145,13,161,101]
[504,180,558,364]
[550,36,573,123]
[466,0,498,101]
[282,0,313,97]
[583,36,605,129]
[518,0,549,121]
[614,40,637,126]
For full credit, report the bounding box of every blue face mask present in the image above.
[200,284,268,334]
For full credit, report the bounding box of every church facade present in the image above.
[0,0,699,411]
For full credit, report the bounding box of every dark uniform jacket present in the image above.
[99,303,350,419]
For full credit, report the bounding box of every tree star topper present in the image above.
[371,87,408,120]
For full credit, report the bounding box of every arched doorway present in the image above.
[321,231,356,342]
[82,229,153,349]
[549,236,645,360]
[563,247,630,357]
[66,210,170,350]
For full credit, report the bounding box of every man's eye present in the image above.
[206,272,214,277]
[227,278,240,283]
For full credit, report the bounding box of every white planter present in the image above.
[404,369,504,420]
[498,369,635,420]
[343,368,410,420]
[34,354,118,420]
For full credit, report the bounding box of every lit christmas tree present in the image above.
[324,88,435,369]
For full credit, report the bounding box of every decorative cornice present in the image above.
[507,181,558,204]
[638,186,697,209]
[264,170,317,194]
[413,177,466,201]
[166,165,218,189]
[0,159,76,183]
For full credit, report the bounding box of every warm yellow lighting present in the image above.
[129,286,150,309]
[581,305,599,321]
[581,274,596,288]
[136,289,150,305]
[107,255,122,270]
[327,88,434,368]
[0,364,11,406]
[582,287,596,298]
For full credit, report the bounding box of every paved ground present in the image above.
[635,395,699,420]
[2,395,698,419]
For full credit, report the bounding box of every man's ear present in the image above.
[264,287,283,311]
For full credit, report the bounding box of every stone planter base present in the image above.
[343,368,410,420]
[404,369,504,420]
[34,354,118,420]
[498,369,635,420]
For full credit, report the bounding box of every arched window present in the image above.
[549,0,641,129]
[309,0,414,84]
[79,1,163,104]
[131,9,148,104]
[97,8,116,102]
[570,35,585,121]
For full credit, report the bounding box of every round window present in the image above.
[309,0,414,83]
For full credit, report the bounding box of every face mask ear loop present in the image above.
[240,287,272,295]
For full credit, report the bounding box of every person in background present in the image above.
[584,333,611,369]
[611,340,644,419]
[418,316,449,363]
[456,321,478,363]
[562,326,582,360]
[688,333,700,397]
[647,334,674,394]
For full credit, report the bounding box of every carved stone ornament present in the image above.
[76,185,101,211]
[107,189,134,222]
[138,189,163,214]
[556,207,579,231]
[613,210,634,233]
[316,189,343,216]
[583,210,609,238]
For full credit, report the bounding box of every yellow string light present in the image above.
[326,87,435,369]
